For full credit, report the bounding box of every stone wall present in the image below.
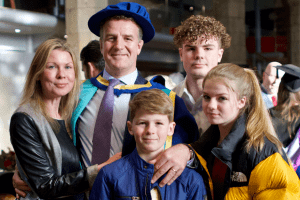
[212,0,247,66]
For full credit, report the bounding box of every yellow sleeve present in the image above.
[249,152,300,199]
[195,151,214,197]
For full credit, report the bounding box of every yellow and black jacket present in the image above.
[191,115,300,200]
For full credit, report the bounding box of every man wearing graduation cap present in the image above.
[270,64,300,174]
[75,1,199,187]
[12,2,199,198]
[261,62,284,109]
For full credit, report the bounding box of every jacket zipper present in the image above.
[145,173,149,200]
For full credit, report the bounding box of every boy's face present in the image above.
[127,109,175,157]
[179,35,224,80]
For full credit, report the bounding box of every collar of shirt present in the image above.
[181,78,197,104]
[261,84,269,94]
[103,69,138,85]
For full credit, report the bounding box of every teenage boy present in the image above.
[172,15,231,136]
[89,89,207,200]
[151,14,232,188]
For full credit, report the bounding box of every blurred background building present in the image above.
[0,0,299,153]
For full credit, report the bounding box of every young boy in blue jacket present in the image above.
[90,89,207,200]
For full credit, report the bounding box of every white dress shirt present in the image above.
[172,78,210,136]
[77,69,138,166]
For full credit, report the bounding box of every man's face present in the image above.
[179,36,224,80]
[100,19,144,78]
[262,65,283,94]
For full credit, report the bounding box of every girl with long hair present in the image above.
[191,63,300,200]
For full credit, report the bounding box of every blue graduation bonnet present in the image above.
[88,2,155,43]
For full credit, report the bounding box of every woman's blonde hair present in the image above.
[274,82,300,138]
[203,63,282,152]
[20,38,80,133]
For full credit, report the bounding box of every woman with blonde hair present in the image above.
[191,63,300,200]
[10,38,104,199]
[270,64,300,172]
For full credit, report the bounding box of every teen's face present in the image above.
[127,109,175,156]
[179,36,224,79]
[202,78,246,127]
[100,19,144,78]
[39,49,75,100]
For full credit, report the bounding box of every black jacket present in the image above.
[269,108,300,147]
[191,115,295,200]
[10,112,90,199]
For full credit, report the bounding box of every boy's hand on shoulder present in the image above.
[149,144,190,187]
[97,152,122,171]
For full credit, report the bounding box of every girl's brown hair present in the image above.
[274,82,300,138]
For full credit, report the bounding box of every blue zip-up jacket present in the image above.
[90,148,207,200]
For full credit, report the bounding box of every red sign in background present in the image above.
[246,36,287,53]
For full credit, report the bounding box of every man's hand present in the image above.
[97,152,122,171]
[149,144,191,187]
[12,166,31,198]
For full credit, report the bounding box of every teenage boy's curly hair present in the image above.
[173,15,231,49]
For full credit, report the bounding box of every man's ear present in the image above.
[100,39,104,55]
[87,62,94,78]
[127,121,134,136]
[137,39,144,55]
[87,62,100,78]
[262,72,266,82]
[167,122,176,136]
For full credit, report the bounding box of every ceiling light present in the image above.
[15,29,21,33]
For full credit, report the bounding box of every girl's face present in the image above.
[202,78,246,128]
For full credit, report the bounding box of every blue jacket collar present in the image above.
[90,71,165,96]
[129,148,155,174]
